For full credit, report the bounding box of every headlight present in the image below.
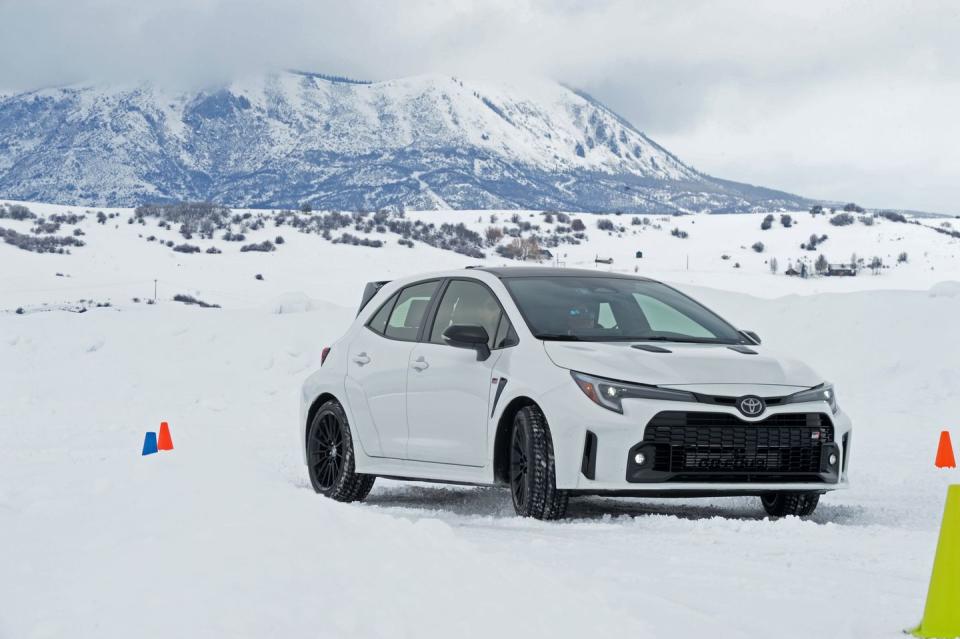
[785,383,839,413]
[571,371,697,414]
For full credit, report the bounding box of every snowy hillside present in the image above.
[0,71,809,212]
[2,202,960,637]
[1,200,957,311]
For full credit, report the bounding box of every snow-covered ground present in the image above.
[2,202,960,638]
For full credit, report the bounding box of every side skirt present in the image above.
[355,455,495,485]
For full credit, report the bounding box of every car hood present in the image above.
[542,341,822,388]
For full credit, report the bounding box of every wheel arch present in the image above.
[492,395,539,484]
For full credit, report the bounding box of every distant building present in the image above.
[827,263,857,276]
[538,249,553,260]
[785,267,800,276]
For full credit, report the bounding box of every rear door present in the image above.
[406,279,508,466]
[345,280,440,459]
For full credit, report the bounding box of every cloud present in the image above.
[1,0,958,212]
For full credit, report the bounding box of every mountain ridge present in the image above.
[0,71,812,212]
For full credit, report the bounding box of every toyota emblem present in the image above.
[738,396,765,417]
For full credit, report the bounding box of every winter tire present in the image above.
[509,404,568,520]
[307,400,375,502]
[761,492,820,518]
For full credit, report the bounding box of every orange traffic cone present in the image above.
[935,431,955,469]
[157,421,174,451]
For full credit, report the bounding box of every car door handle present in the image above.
[411,356,429,371]
[352,352,371,366]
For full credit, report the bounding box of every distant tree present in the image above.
[752,241,765,253]
[880,211,908,223]
[898,251,909,263]
[240,240,276,253]
[671,227,689,239]
[809,205,824,216]
[870,256,883,274]
[769,257,779,274]
[485,226,504,245]
[780,214,793,228]
[597,218,615,231]
[815,254,829,274]
[300,202,312,213]
[571,218,586,232]
[760,214,775,230]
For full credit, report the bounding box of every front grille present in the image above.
[645,412,833,481]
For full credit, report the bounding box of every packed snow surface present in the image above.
[2,202,960,638]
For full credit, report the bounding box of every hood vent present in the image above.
[632,344,672,353]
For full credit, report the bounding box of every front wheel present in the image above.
[509,405,568,520]
[761,492,820,518]
[306,400,375,502]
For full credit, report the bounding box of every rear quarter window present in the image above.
[367,293,397,335]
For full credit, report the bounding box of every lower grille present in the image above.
[644,412,833,482]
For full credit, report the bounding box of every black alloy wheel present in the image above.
[306,400,376,502]
[309,411,344,491]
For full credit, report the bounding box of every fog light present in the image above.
[828,453,838,466]
[634,452,646,465]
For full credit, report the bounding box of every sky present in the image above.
[1,0,958,214]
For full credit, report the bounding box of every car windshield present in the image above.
[502,276,746,344]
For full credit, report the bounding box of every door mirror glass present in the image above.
[442,325,491,361]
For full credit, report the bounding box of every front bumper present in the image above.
[539,383,853,494]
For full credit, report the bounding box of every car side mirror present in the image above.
[740,330,761,345]
[442,324,491,361]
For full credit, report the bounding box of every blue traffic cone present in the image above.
[142,431,158,456]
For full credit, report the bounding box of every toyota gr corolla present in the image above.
[300,267,851,520]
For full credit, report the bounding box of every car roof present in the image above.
[472,266,656,281]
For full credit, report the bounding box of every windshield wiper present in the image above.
[633,336,726,344]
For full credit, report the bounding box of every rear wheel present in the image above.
[761,492,820,517]
[307,400,375,502]
[509,405,568,520]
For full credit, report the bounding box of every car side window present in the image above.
[366,292,397,335]
[430,280,502,348]
[384,281,439,341]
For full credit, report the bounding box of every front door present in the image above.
[406,279,504,466]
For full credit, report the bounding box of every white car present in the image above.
[300,267,851,520]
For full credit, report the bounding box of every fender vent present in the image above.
[581,431,598,480]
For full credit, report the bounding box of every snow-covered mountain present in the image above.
[0,71,810,212]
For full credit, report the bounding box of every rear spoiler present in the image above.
[358,280,391,316]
